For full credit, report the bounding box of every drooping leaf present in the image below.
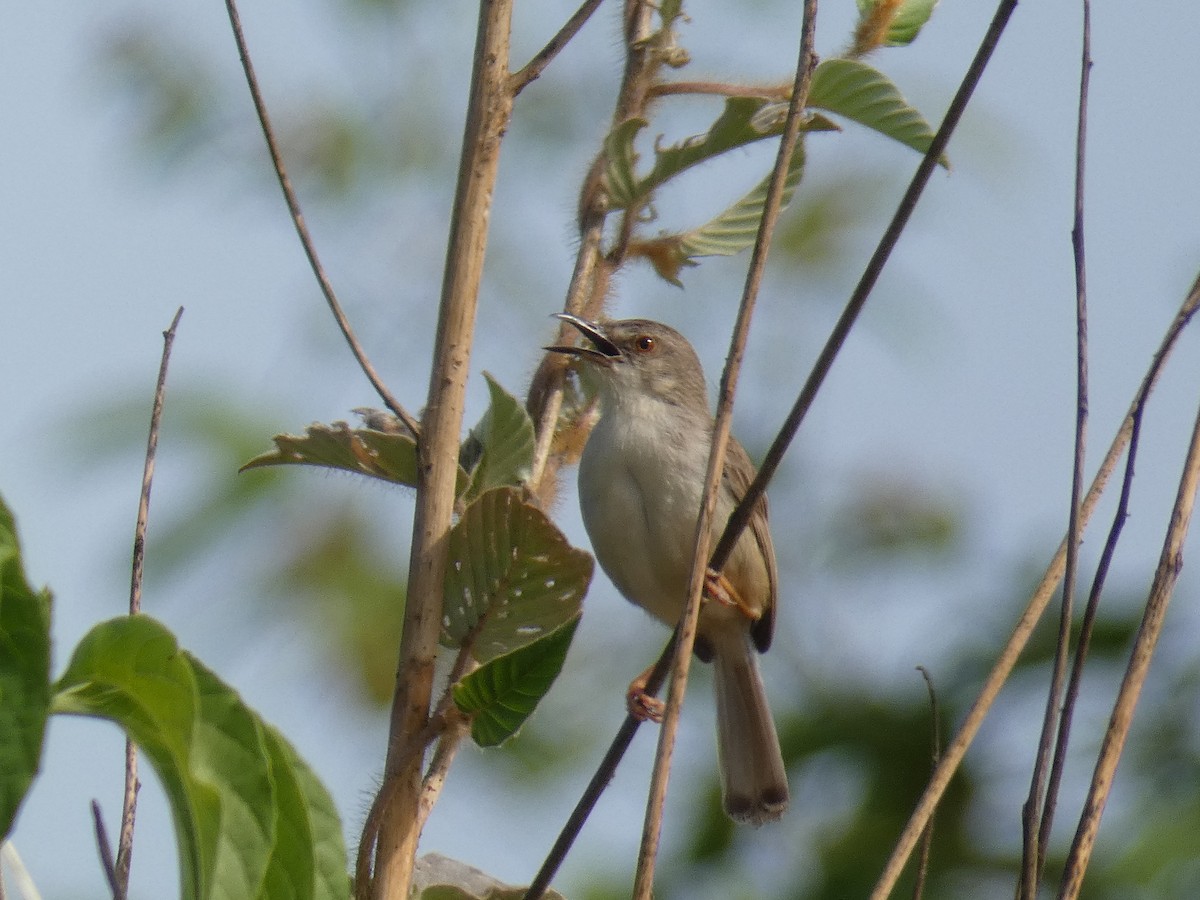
[453,618,579,747]
[0,496,52,840]
[442,487,592,664]
[630,143,808,285]
[603,101,837,211]
[855,0,939,48]
[412,853,566,900]
[52,616,349,900]
[240,420,469,494]
[809,58,945,163]
[460,373,535,502]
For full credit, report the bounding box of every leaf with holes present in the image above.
[460,373,535,502]
[442,488,592,664]
[0,496,52,841]
[453,618,579,747]
[856,0,939,47]
[809,58,945,164]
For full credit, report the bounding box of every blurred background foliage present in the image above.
[68,0,1200,897]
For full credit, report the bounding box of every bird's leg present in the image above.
[704,568,756,619]
[626,662,666,722]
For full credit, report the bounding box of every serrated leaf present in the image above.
[603,101,837,210]
[0,496,52,840]
[52,616,349,900]
[809,58,945,163]
[241,421,469,495]
[442,488,592,664]
[453,618,579,746]
[460,373,536,503]
[856,0,939,47]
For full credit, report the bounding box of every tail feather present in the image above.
[712,634,789,824]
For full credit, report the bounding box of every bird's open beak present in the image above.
[545,313,620,365]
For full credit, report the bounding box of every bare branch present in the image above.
[367,2,517,896]
[221,0,420,438]
[648,80,791,100]
[1056,282,1200,900]
[912,667,941,900]
[90,800,120,899]
[114,307,182,897]
[510,0,606,96]
[870,274,1200,900]
[632,0,819,893]
[1021,4,1093,894]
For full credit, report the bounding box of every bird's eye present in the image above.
[634,335,656,353]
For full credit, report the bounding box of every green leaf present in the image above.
[809,58,945,163]
[603,101,837,210]
[856,0,939,47]
[460,373,536,503]
[0,496,52,840]
[241,420,469,495]
[679,142,807,261]
[52,616,349,900]
[442,487,592,664]
[453,618,579,747]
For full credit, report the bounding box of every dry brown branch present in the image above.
[870,274,1200,900]
[510,0,606,96]
[366,2,517,896]
[631,0,819,894]
[1019,4,1092,894]
[1056,287,1200,900]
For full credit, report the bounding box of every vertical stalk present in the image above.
[369,2,515,897]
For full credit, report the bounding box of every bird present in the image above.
[547,314,789,824]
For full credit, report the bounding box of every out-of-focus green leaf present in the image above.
[855,0,940,48]
[442,488,591,664]
[453,618,579,746]
[52,616,349,900]
[809,58,945,164]
[460,373,536,502]
[0,496,52,840]
[241,420,468,494]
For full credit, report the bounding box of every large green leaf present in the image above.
[0,496,52,840]
[453,618,579,747]
[442,488,592,664]
[52,616,349,900]
[855,0,939,47]
[459,373,536,503]
[809,57,944,163]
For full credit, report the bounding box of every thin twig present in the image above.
[648,80,791,100]
[90,801,120,898]
[1023,5,1093,892]
[870,275,1200,900]
[510,0,606,96]
[114,307,182,898]
[1017,1,1094,897]
[631,0,819,895]
[1057,385,1200,900]
[712,0,1017,573]
[911,667,940,900]
[222,0,420,438]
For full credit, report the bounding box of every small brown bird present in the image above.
[548,314,788,824]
